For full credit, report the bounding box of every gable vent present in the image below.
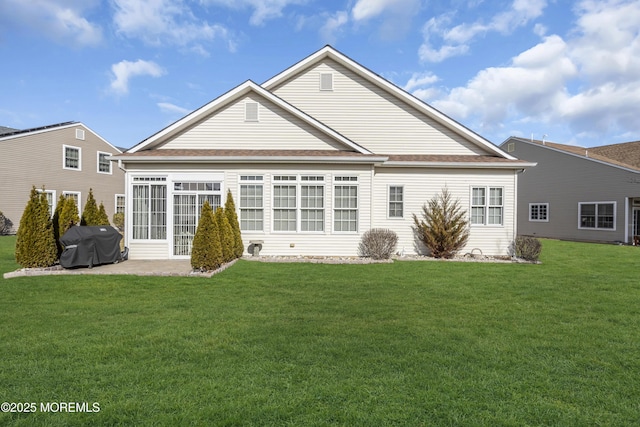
[507,142,515,153]
[245,102,259,122]
[320,73,333,91]
[75,129,85,140]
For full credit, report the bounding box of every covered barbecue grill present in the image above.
[59,226,125,269]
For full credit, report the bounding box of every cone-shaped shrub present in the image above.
[59,196,80,237]
[224,190,244,258]
[97,202,110,226]
[52,194,66,255]
[0,210,12,235]
[215,206,234,263]
[15,186,58,268]
[191,201,223,271]
[412,187,470,259]
[81,188,100,226]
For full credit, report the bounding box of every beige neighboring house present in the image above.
[501,136,640,245]
[0,121,125,234]
[114,46,534,260]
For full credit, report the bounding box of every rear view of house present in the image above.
[0,122,125,233]
[115,46,534,260]
[502,137,640,245]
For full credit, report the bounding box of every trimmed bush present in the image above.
[215,206,234,263]
[15,186,58,268]
[191,201,223,271]
[0,210,13,235]
[513,236,542,262]
[81,189,100,226]
[97,202,110,226]
[59,196,80,237]
[412,187,470,259]
[358,228,398,260]
[113,212,125,232]
[224,190,244,258]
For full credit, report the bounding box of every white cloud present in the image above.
[419,0,548,62]
[158,102,191,115]
[351,0,421,40]
[112,0,236,53]
[200,0,306,26]
[109,60,166,96]
[320,11,349,44]
[0,0,102,46]
[403,72,439,93]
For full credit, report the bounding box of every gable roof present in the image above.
[505,137,640,173]
[128,80,371,155]
[262,45,515,160]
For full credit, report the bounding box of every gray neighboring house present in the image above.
[501,136,640,245]
[0,121,125,234]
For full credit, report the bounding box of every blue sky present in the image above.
[1,0,639,149]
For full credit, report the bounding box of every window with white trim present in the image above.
[273,176,297,232]
[388,186,403,218]
[132,177,167,240]
[173,182,222,256]
[579,202,615,230]
[471,186,503,225]
[63,191,81,213]
[301,176,324,232]
[529,203,549,222]
[115,194,125,214]
[239,175,264,231]
[37,189,56,217]
[97,152,112,174]
[334,176,358,232]
[63,145,81,170]
[272,175,325,232]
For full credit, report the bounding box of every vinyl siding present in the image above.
[162,94,347,151]
[0,124,125,234]
[271,59,490,156]
[508,139,640,243]
[372,168,517,256]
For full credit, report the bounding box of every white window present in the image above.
[63,191,81,213]
[471,187,503,225]
[239,175,264,231]
[115,194,125,214]
[579,202,616,230]
[301,176,324,232]
[320,72,334,91]
[334,176,358,232]
[245,101,259,122]
[529,203,549,222]
[172,181,222,256]
[273,176,297,232]
[271,175,325,233]
[37,189,56,217]
[388,186,403,218]
[97,152,112,174]
[132,177,167,240]
[63,145,81,170]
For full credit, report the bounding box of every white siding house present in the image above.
[115,46,533,260]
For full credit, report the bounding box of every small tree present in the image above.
[191,201,223,271]
[81,188,100,226]
[113,212,125,232]
[224,190,244,258]
[412,187,470,259]
[97,202,110,226]
[0,210,13,235]
[215,206,234,263]
[15,186,58,268]
[59,196,80,237]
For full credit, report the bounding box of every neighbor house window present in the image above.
[37,189,56,217]
[97,152,112,174]
[471,187,503,225]
[239,175,264,231]
[529,203,549,222]
[334,176,358,232]
[579,202,615,230]
[132,177,167,240]
[63,191,81,213]
[63,145,81,170]
[115,194,125,214]
[388,186,403,218]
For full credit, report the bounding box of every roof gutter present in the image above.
[379,161,537,169]
[112,155,389,165]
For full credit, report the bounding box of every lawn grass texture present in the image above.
[1,236,640,425]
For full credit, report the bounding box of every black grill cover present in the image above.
[59,226,123,269]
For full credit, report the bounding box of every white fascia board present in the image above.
[117,155,388,164]
[263,46,514,160]
[379,161,537,169]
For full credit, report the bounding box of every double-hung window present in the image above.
[388,186,403,218]
[272,175,325,232]
[37,189,56,217]
[529,203,549,222]
[471,186,503,225]
[132,177,167,240]
[579,202,615,230]
[239,176,264,231]
[334,176,358,232]
[63,191,81,213]
[63,145,81,170]
[97,152,112,174]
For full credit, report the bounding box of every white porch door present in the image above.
[173,194,221,256]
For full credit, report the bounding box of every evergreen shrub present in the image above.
[15,186,58,268]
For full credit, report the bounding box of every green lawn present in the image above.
[1,236,639,426]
